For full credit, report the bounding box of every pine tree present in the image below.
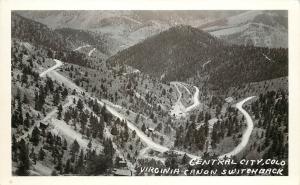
[30,126,40,146]
[123,123,129,142]
[30,148,37,165]
[63,110,71,123]
[87,140,92,149]
[70,139,80,154]
[21,73,28,85]
[61,87,68,99]
[181,153,188,164]
[16,139,30,176]
[35,87,46,111]
[103,139,114,167]
[53,90,60,106]
[132,130,136,138]
[127,153,131,160]
[111,125,118,135]
[155,122,162,131]
[135,113,140,123]
[76,99,84,111]
[141,123,146,133]
[38,148,45,161]
[11,110,19,128]
[46,132,54,146]
[55,158,63,174]
[17,98,24,126]
[12,134,18,162]
[86,128,90,138]
[160,136,164,145]
[101,105,109,122]
[45,77,54,92]
[64,159,71,174]
[57,104,63,120]
[24,113,30,128]
[63,138,68,150]
[75,149,84,173]
[23,94,29,104]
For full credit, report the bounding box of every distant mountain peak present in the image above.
[147,24,220,47]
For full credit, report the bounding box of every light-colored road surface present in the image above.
[185,85,200,112]
[88,48,96,57]
[73,45,91,51]
[170,81,200,118]
[218,96,256,159]
[178,82,191,95]
[39,59,62,77]
[102,102,169,153]
[262,53,273,62]
[202,60,211,69]
[170,82,186,117]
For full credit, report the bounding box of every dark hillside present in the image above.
[108,25,288,89]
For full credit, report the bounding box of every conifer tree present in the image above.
[30,126,40,146]
[70,139,80,154]
[76,99,84,111]
[53,90,60,106]
[12,134,18,162]
[38,148,45,161]
[16,139,30,176]
[64,159,71,174]
[57,104,63,120]
[141,123,146,133]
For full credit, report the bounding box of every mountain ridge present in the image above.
[108,24,288,89]
[108,25,222,80]
[199,10,288,48]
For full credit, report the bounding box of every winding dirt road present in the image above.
[88,48,96,57]
[218,96,256,159]
[170,81,200,118]
[73,45,91,51]
[40,59,255,160]
[39,59,62,78]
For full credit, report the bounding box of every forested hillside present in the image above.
[108,25,288,90]
[11,12,110,66]
[11,41,143,175]
[55,28,111,55]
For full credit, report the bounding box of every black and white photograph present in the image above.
[9,9,291,176]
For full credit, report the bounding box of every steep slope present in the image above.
[15,11,167,54]
[11,12,109,65]
[108,25,288,89]
[55,28,111,56]
[11,40,144,176]
[199,10,288,48]
[12,12,67,51]
[108,25,222,81]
